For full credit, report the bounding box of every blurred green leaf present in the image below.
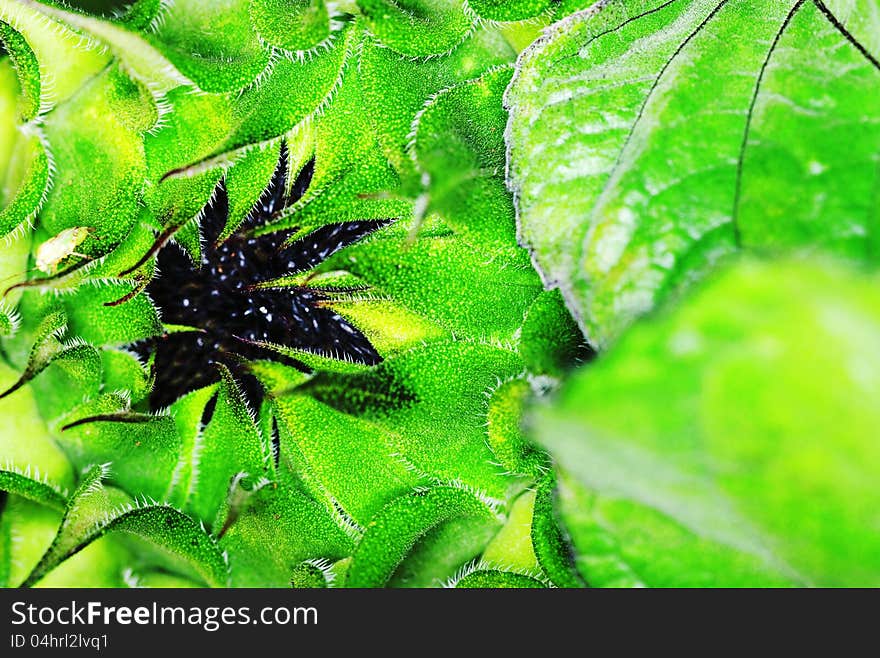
[536,258,880,587]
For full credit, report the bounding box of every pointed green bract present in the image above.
[305,341,523,498]
[22,464,127,586]
[454,569,546,588]
[0,468,66,510]
[412,67,526,261]
[220,141,281,243]
[40,64,152,249]
[166,384,217,508]
[0,21,41,122]
[387,513,499,587]
[506,0,880,347]
[142,88,230,232]
[211,23,352,159]
[328,299,447,356]
[325,229,542,341]
[466,0,553,21]
[64,280,162,346]
[345,486,499,587]
[273,394,420,524]
[186,366,272,525]
[249,0,332,53]
[144,0,269,92]
[22,464,229,587]
[97,505,229,587]
[356,0,473,57]
[57,395,180,501]
[219,471,354,587]
[0,311,100,403]
[359,28,516,181]
[99,348,153,404]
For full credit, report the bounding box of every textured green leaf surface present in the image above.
[0,311,100,403]
[273,394,420,525]
[467,0,553,21]
[64,281,162,346]
[306,340,523,498]
[219,470,354,587]
[58,396,180,501]
[356,0,473,57]
[486,378,548,477]
[249,0,333,53]
[412,66,527,261]
[146,0,269,92]
[535,258,880,587]
[22,464,229,587]
[39,64,152,248]
[346,486,499,587]
[326,226,542,341]
[454,568,546,588]
[359,28,515,181]
[506,0,880,347]
[0,468,66,510]
[186,366,272,525]
[520,289,588,377]
[0,20,41,122]
[386,513,499,587]
[22,464,128,586]
[530,472,584,587]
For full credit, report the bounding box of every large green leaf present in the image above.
[534,258,880,587]
[506,0,880,347]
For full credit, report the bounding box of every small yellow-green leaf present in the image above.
[487,378,547,478]
[531,472,585,588]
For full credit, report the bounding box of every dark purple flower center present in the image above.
[138,150,385,409]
